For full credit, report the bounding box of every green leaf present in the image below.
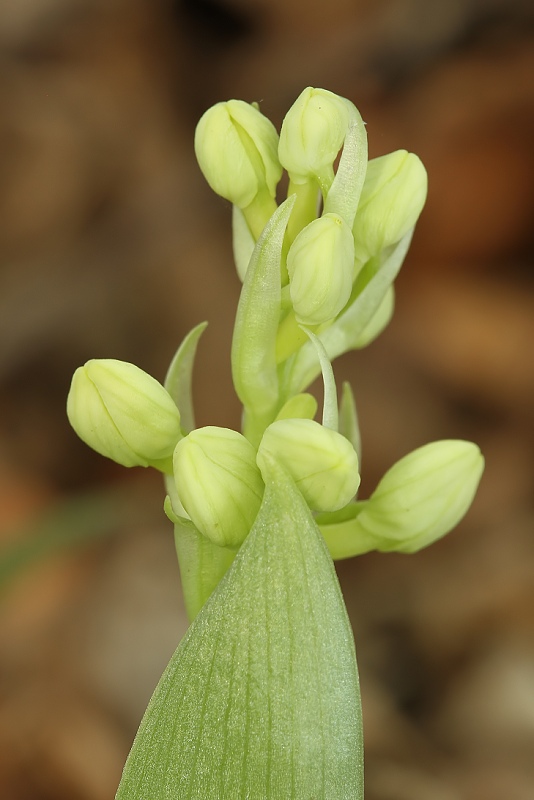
[116,457,363,800]
[164,322,208,433]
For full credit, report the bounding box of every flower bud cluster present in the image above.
[193,87,427,335]
[67,87,482,603]
[66,358,361,550]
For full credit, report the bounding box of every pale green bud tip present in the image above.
[173,426,264,548]
[258,418,360,512]
[194,99,282,209]
[287,212,355,325]
[66,359,182,469]
[278,87,354,186]
[358,440,484,553]
[353,149,428,260]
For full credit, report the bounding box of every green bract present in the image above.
[66,359,182,472]
[258,418,360,512]
[287,212,355,325]
[353,149,428,264]
[173,426,264,548]
[194,99,282,209]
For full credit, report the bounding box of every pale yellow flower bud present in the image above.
[356,440,484,553]
[287,212,355,325]
[173,426,264,548]
[194,100,282,209]
[279,87,354,190]
[67,359,182,471]
[258,418,360,512]
[352,150,428,263]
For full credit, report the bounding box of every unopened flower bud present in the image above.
[194,100,282,209]
[356,440,484,553]
[173,426,264,548]
[287,212,355,325]
[258,418,360,512]
[352,150,427,263]
[279,87,354,190]
[67,360,182,470]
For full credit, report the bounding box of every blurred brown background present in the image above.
[1,0,533,798]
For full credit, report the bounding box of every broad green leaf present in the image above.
[231,196,295,427]
[116,457,363,800]
[164,322,208,433]
[286,230,413,394]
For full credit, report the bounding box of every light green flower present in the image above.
[287,212,355,325]
[67,359,182,471]
[355,440,484,553]
[173,426,264,548]
[352,149,427,263]
[194,100,282,209]
[279,87,354,191]
[257,418,360,512]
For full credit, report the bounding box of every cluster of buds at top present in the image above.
[195,87,427,338]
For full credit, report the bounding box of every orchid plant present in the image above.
[67,87,484,799]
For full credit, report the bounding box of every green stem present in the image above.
[275,308,310,363]
[286,178,319,244]
[242,404,279,449]
[242,190,278,241]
